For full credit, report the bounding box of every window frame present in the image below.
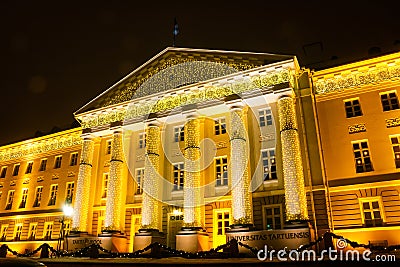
[106,140,112,155]
[135,168,144,195]
[0,224,8,241]
[12,164,20,176]
[344,98,363,118]
[43,222,54,240]
[39,158,47,172]
[259,108,273,127]
[19,188,29,209]
[173,126,185,142]
[54,155,62,169]
[173,162,184,190]
[5,190,15,210]
[102,173,109,199]
[214,117,227,135]
[0,166,7,178]
[138,132,146,149]
[390,135,400,168]
[262,204,283,230]
[25,162,33,174]
[352,140,373,173]
[262,148,277,181]
[48,184,58,206]
[70,152,79,166]
[14,223,23,241]
[215,156,228,187]
[380,91,400,111]
[28,223,38,241]
[359,197,385,227]
[33,186,43,207]
[65,182,74,203]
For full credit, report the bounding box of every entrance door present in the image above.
[130,215,141,252]
[167,213,183,248]
[213,208,231,248]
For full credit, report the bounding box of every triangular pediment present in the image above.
[75,47,294,115]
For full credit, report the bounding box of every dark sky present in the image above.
[1,0,399,146]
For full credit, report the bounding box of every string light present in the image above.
[0,129,82,163]
[72,136,94,231]
[104,129,124,230]
[314,60,400,94]
[183,115,202,228]
[79,69,291,129]
[278,96,308,221]
[141,123,161,230]
[229,105,252,225]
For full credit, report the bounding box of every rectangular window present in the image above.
[259,108,273,126]
[262,149,277,180]
[360,198,384,227]
[28,223,38,241]
[102,173,109,198]
[352,140,373,173]
[43,222,53,240]
[12,164,20,176]
[138,133,146,149]
[54,155,62,169]
[135,169,144,195]
[214,118,226,135]
[33,186,43,207]
[344,98,363,118]
[70,153,78,166]
[390,135,400,168]
[215,156,228,186]
[66,182,74,203]
[39,159,47,171]
[5,190,15,210]
[380,91,399,111]
[0,166,7,178]
[173,163,184,190]
[106,140,112,155]
[0,225,8,241]
[26,162,33,174]
[19,188,28,209]
[263,204,283,230]
[174,126,184,142]
[14,224,23,241]
[215,210,230,235]
[64,220,71,237]
[48,184,58,206]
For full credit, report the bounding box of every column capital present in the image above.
[145,118,161,128]
[80,133,95,140]
[225,99,245,111]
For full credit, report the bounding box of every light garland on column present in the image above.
[278,96,308,221]
[72,136,94,231]
[104,129,124,231]
[183,115,202,228]
[229,106,253,225]
[141,123,161,230]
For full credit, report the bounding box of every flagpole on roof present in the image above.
[173,18,179,47]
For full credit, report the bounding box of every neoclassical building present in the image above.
[0,47,399,253]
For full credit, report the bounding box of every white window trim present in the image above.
[358,196,386,226]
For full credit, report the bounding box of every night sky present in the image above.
[1,0,399,146]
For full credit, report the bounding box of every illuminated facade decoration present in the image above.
[72,135,95,232]
[278,95,308,221]
[2,47,400,254]
[141,121,162,230]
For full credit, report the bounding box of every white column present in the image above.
[183,113,202,228]
[72,134,94,232]
[278,95,308,221]
[228,103,253,225]
[104,128,124,230]
[141,120,162,230]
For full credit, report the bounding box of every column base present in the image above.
[133,229,166,252]
[176,228,209,253]
[66,231,127,252]
[227,224,256,232]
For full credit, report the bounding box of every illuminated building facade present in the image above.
[0,47,398,253]
[313,52,400,246]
